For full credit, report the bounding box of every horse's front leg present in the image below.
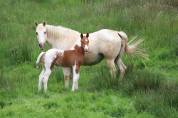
[62,67,72,89]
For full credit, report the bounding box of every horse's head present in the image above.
[80,33,89,53]
[35,22,47,50]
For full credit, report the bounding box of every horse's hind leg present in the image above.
[116,58,127,79]
[115,42,127,79]
[106,59,117,78]
[62,67,71,89]
[120,59,127,70]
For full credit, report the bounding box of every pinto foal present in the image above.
[36,33,89,92]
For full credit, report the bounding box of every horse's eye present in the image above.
[36,32,38,35]
[44,31,47,34]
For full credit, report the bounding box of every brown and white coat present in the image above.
[36,33,89,92]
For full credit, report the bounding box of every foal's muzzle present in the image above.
[84,49,89,53]
[84,46,89,52]
[84,49,88,53]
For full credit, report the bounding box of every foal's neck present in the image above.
[75,45,85,56]
[80,47,85,55]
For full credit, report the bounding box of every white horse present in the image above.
[35,22,146,88]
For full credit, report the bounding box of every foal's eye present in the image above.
[44,31,47,34]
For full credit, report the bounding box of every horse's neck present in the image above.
[46,25,66,40]
[46,25,80,49]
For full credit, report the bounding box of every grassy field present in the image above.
[0,0,178,117]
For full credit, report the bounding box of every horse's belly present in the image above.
[83,53,104,65]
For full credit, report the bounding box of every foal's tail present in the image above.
[118,32,148,60]
[36,52,45,66]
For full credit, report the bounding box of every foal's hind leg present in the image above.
[42,68,52,93]
[106,59,117,78]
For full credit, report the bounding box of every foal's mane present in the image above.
[46,25,80,40]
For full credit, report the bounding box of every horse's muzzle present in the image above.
[39,44,44,50]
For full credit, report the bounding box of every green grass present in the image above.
[0,0,178,118]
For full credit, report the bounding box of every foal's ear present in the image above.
[43,22,46,26]
[86,33,89,38]
[80,33,83,38]
[35,22,38,26]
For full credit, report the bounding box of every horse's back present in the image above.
[91,29,122,41]
[89,29,123,59]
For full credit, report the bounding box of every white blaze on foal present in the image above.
[36,33,89,92]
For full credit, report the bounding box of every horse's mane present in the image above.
[46,25,80,40]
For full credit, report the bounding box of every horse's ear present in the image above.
[35,22,38,26]
[86,33,89,38]
[43,22,46,26]
[80,33,83,39]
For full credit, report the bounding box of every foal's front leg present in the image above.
[75,65,80,90]
[72,64,79,91]
[62,67,72,89]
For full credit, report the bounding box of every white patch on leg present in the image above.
[72,63,79,91]
[72,64,76,91]
[38,69,44,92]
[42,68,51,92]
[75,73,79,90]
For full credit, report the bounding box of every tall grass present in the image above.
[0,0,178,118]
[88,66,178,117]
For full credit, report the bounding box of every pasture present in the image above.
[0,0,178,117]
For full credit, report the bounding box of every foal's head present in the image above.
[35,22,47,50]
[80,33,89,52]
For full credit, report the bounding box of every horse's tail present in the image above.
[36,52,45,66]
[118,32,148,60]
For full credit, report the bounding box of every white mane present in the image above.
[46,25,80,40]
